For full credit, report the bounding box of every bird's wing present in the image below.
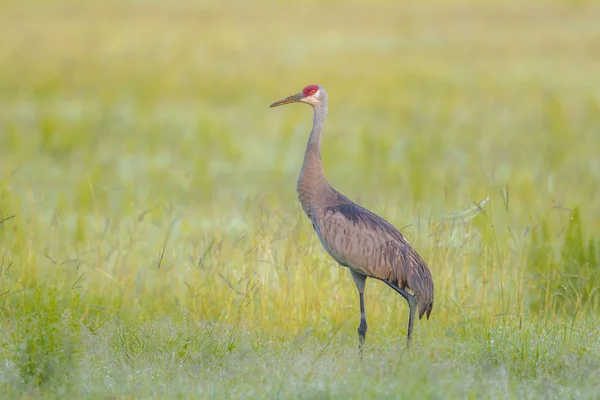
[313,202,434,319]
[314,203,407,277]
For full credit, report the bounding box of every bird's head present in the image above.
[269,84,326,108]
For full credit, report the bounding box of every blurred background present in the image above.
[1,0,600,394]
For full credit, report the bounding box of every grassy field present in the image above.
[1,0,600,398]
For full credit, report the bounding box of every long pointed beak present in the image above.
[269,92,304,108]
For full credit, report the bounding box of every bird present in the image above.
[269,84,434,353]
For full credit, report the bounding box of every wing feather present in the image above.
[312,195,434,319]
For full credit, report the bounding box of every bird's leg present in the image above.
[383,281,417,348]
[406,293,417,347]
[358,291,367,353]
[350,270,367,359]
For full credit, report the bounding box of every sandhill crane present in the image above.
[270,84,434,352]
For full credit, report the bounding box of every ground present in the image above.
[1,0,600,398]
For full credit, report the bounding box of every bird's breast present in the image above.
[296,178,319,217]
[310,215,348,266]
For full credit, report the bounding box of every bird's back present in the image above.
[310,188,434,319]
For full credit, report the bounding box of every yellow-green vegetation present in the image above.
[1,0,600,397]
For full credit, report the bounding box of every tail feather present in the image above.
[398,244,434,320]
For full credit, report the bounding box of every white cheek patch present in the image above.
[305,95,319,105]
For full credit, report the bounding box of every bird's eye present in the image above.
[309,89,316,95]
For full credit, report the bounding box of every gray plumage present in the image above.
[270,84,434,352]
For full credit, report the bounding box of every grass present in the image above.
[1,0,600,398]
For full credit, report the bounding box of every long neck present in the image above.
[297,101,329,214]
